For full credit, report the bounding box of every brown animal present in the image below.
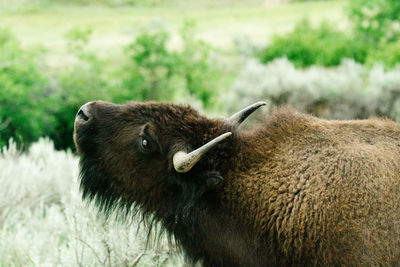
[74,100,400,266]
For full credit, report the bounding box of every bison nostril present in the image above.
[77,109,89,121]
[76,105,90,122]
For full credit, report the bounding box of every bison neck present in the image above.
[154,130,281,266]
[153,146,277,266]
[158,190,269,267]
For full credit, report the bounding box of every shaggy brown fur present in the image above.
[74,101,400,266]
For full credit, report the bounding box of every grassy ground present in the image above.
[1,1,347,55]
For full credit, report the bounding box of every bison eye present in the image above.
[141,138,149,150]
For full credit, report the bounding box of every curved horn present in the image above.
[173,132,232,173]
[227,101,267,126]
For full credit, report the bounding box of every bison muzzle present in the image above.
[74,100,400,266]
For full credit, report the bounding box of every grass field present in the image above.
[1,1,347,55]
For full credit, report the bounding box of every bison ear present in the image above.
[204,171,223,187]
[226,101,267,127]
[189,170,223,189]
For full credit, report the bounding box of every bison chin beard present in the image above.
[78,154,220,238]
[78,156,137,219]
[78,155,256,267]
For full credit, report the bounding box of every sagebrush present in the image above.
[0,138,184,266]
[228,58,400,121]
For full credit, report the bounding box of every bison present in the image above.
[74,100,400,266]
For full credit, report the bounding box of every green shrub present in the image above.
[177,22,220,107]
[258,0,400,68]
[349,0,400,45]
[0,28,54,148]
[48,28,111,150]
[49,66,111,150]
[365,41,400,69]
[115,29,179,103]
[0,25,223,150]
[115,23,221,109]
[259,20,369,68]
[50,25,222,150]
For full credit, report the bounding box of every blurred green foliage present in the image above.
[116,28,180,102]
[116,22,220,107]
[366,40,400,68]
[179,22,220,107]
[0,28,54,148]
[49,28,111,150]
[349,0,400,45]
[0,24,222,150]
[259,0,400,68]
[259,20,369,68]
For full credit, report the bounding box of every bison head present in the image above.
[73,101,265,220]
